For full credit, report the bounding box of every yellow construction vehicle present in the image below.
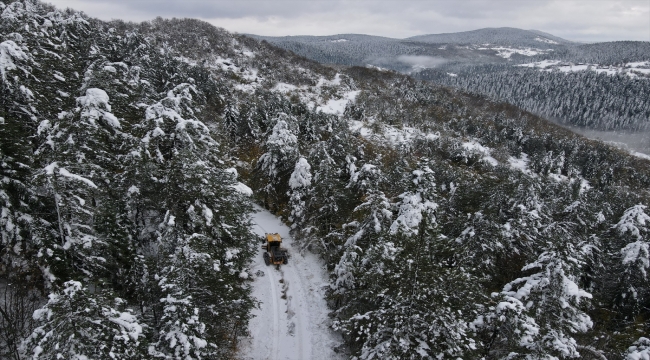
[262,233,289,266]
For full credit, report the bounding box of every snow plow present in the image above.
[262,233,289,266]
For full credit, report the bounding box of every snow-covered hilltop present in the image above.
[1,1,650,359]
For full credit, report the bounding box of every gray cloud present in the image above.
[45,0,650,42]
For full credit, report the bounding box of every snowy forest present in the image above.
[419,64,650,131]
[1,1,650,359]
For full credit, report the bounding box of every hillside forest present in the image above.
[1,1,650,359]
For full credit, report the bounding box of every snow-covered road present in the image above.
[238,205,345,360]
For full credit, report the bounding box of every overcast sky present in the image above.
[45,0,650,42]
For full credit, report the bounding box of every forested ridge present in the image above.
[1,1,650,359]
[419,65,650,131]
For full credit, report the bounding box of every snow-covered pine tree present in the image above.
[288,157,313,242]
[135,78,256,358]
[255,114,298,212]
[489,222,593,358]
[612,205,650,322]
[34,87,122,283]
[334,165,481,358]
[0,35,39,276]
[23,280,145,359]
[332,162,392,299]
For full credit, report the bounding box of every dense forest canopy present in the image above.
[418,64,650,131]
[1,1,650,359]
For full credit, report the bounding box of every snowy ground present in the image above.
[517,60,650,78]
[238,205,345,360]
[477,45,551,58]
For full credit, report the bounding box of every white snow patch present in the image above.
[78,88,110,109]
[477,46,550,58]
[621,241,649,277]
[534,37,559,44]
[273,82,300,93]
[627,61,650,68]
[45,163,98,189]
[483,156,499,166]
[77,88,121,128]
[317,90,360,115]
[44,162,57,175]
[548,172,569,183]
[580,179,592,194]
[517,60,563,69]
[383,126,421,146]
[232,182,253,196]
[58,168,98,188]
[234,83,260,94]
[508,153,533,175]
[627,337,650,360]
[366,64,389,72]
[632,151,650,160]
[330,39,349,43]
[462,141,498,166]
[316,73,344,87]
[518,60,650,79]
[108,311,143,342]
[202,205,213,226]
[349,120,440,148]
[0,40,28,81]
[289,157,312,189]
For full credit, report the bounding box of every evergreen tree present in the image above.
[255,115,299,212]
[288,157,313,242]
[490,224,593,358]
[23,281,145,359]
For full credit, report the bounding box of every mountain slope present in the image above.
[2,1,650,359]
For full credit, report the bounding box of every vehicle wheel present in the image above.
[283,257,288,265]
[263,252,270,266]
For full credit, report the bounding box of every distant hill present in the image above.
[252,27,576,73]
[407,27,574,48]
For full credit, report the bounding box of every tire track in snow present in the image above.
[285,254,312,359]
[281,265,308,360]
[266,264,280,360]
